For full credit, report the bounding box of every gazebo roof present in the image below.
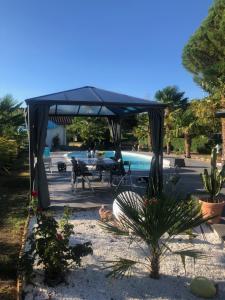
[25,86,165,117]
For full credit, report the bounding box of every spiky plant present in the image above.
[101,186,211,279]
[200,147,225,203]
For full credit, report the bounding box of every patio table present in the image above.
[76,157,116,168]
[74,157,117,189]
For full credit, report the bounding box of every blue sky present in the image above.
[0,0,212,103]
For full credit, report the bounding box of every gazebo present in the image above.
[25,86,166,208]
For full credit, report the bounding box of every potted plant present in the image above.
[200,147,225,224]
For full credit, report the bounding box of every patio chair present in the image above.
[96,162,113,185]
[71,158,94,192]
[111,160,133,191]
[113,190,143,222]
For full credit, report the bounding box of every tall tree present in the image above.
[182,0,225,161]
[191,97,220,136]
[171,103,199,158]
[0,95,24,137]
[133,113,151,150]
[155,86,188,154]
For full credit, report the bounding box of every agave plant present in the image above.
[200,147,225,203]
[101,184,210,279]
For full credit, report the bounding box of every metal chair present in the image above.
[71,158,94,192]
[112,160,133,191]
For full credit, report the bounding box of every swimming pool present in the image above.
[66,151,170,171]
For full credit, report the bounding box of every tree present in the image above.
[182,0,225,161]
[171,103,199,158]
[133,113,151,150]
[155,86,188,154]
[0,95,24,137]
[190,97,220,136]
[66,117,107,147]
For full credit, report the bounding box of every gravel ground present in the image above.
[24,210,225,300]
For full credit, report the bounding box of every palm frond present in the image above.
[173,249,206,274]
[102,258,139,278]
[98,221,129,236]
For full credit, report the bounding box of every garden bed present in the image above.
[24,209,225,300]
[0,173,29,300]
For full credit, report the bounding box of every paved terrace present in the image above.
[47,151,225,243]
[47,151,221,207]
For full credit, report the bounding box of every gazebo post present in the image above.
[148,108,164,197]
[27,104,35,195]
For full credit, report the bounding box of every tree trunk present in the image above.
[166,141,171,155]
[184,134,191,158]
[150,250,160,279]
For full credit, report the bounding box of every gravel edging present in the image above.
[23,209,225,300]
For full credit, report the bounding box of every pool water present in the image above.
[67,151,151,171]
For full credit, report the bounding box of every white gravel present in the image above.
[24,209,225,300]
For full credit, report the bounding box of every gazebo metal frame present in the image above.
[25,86,165,208]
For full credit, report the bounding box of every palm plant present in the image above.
[171,104,199,158]
[0,95,24,137]
[101,185,210,279]
[155,86,188,154]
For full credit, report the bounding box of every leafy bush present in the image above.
[0,137,18,174]
[170,135,209,154]
[20,199,93,286]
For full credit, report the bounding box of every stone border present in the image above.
[17,214,31,300]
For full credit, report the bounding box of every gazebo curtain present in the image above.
[148,109,164,196]
[28,104,50,208]
[26,102,165,208]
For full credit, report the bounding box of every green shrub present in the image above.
[20,204,93,286]
[169,136,209,154]
[0,137,18,174]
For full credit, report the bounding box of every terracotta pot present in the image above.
[199,198,225,224]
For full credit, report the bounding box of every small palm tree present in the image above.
[155,86,188,154]
[171,104,198,158]
[101,184,210,279]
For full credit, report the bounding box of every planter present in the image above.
[199,197,225,224]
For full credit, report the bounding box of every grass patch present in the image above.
[0,157,29,299]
